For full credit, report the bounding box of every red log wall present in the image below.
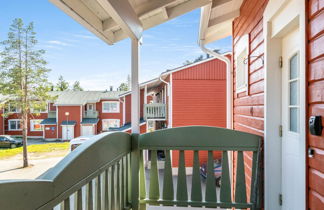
[307,0,324,208]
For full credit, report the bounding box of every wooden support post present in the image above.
[131,38,140,133]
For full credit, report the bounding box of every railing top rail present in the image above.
[138,126,261,151]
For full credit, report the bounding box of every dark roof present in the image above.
[40,118,57,125]
[109,119,146,132]
[61,120,77,125]
[81,118,99,124]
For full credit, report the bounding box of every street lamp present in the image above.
[65,112,70,140]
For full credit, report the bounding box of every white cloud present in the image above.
[73,34,97,40]
[47,40,71,46]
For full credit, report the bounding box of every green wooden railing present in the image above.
[0,126,261,210]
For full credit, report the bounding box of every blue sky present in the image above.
[0,1,231,90]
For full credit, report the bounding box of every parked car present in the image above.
[70,135,94,151]
[0,135,23,149]
[200,159,222,187]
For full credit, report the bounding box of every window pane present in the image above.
[290,54,298,80]
[290,108,298,132]
[9,121,16,130]
[109,103,117,112]
[17,121,21,130]
[31,120,42,131]
[289,81,298,105]
[108,119,119,128]
[102,120,109,131]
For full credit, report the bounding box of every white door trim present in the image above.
[263,0,306,209]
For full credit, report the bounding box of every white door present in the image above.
[82,125,94,136]
[62,125,74,140]
[281,27,305,209]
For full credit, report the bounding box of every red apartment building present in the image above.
[0,57,227,146]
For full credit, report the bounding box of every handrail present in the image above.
[0,132,132,210]
[0,126,262,210]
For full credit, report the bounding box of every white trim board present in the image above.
[263,0,306,209]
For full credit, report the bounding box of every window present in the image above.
[9,120,21,131]
[30,119,43,131]
[8,103,20,113]
[235,34,249,93]
[102,119,120,131]
[102,101,119,113]
[87,104,94,111]
[288,53,299,133]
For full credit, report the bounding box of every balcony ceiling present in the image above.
[199,0,243,44]
[50,0,212,45]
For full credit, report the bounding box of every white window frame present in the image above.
[30,119,43,132]
[87,104,94,111]
[102,101,120,113]
[102,119,120,131]
[235,34,249,94]
[8,119,22,131]
[8,103,21,113]
[30,106,48,114]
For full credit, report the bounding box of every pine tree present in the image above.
[55,75,69,91]
[72,81,83,91]
[0,18,53,167]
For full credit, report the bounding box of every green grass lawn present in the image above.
[0,143,70,159]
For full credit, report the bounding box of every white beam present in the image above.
[161,8,169,20]
[212,0,232,8]
[167,0,210,19]
[102,18,118,32]
[136,0,174,16]
[50,0,114,44]
[208,9,240,27]
[131,38,140,134]
[97,0,143,40]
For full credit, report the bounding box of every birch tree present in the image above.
[0,18,52,167]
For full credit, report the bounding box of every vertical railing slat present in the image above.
[86,181,93,210]
[116,161,121,209]
[104,169,109,210]
[205,151,217,206]
[220,151,231,204]
[121,157,125,209]
[110,165,115,210]
[127,153,131,205]
[95,175,102,210]
[76,188,82,210]
[250,151,257,203]
[63,197,70,210]
[139,150,146,200]
[162,150,174,202]
[176,150,188,206]
[149,150,160,201]
[191,150,202,206]
[235,151,247,204]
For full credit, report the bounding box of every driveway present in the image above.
[0,150,68,180]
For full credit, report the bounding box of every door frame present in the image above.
[62,125,75,140]
[263,0,306,209]
[81,125,95,136]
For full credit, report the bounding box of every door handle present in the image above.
[308,148,315,158]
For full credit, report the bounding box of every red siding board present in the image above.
[307,0,324,209]
[171,58,227,167]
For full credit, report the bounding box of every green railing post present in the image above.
[131,134,140,210]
